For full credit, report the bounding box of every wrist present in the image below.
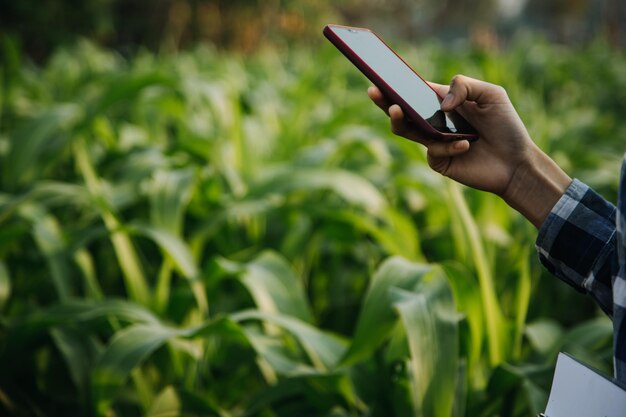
[501,145,572,229]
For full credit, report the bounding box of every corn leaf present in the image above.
[146,385,181,417]
[248,165,387,216]
[243,328,318,378]
[91,318,238,416]
[0,261,10,311]
[92,324,181,416]
[129,222,198,280]
[3,104,81,189]
[333,208,424,261]
[18,203,73,300]
[50,326,100,401]
[391,270,459,417]
[233,309,347,371]
[73,138,151,305]
[441,262,484,379]
[240,251,314,323]
[340,257,432,366]
[147,168,195,235]
[447,182,506,365]
[4,299,160,349]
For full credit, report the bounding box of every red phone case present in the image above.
[323,24,478,142]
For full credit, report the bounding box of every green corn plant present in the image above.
[0,37,619,417]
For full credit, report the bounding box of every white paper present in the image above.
[544,352,626,417]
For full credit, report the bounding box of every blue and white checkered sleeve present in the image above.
[536,179,618,316]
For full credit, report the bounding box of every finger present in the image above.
[440,74,508,111]
[427,82,449,98]
[367,86,391,115]
[426,140,470,159]
[388,104,430,144]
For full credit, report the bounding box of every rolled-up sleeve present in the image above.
[535,179,618,316]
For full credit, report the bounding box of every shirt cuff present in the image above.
[535,179,617,300]
[536,179,588,253]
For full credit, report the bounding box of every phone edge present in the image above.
[323,24,479,142]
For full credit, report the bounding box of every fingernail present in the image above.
[441,93,454,109]
[453,140,468,150]
[389,104,402,116]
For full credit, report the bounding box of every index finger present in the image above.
[367,86,392,116]
[427,81,450,98]
[440,74,508,111]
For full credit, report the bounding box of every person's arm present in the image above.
[368,75,616,314]
[367,75,571,228]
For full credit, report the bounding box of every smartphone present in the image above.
[323,24,478,142]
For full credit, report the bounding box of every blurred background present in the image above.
[1,1,625,417]
[2,0,625,59]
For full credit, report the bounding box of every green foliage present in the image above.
[0,38,619,416]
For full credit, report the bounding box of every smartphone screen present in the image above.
[327,26,475,136]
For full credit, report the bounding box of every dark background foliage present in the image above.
[2,0,625,61]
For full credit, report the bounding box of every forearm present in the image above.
[501,144,572,229]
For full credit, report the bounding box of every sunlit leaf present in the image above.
[391,270,458,417]
[73,138,151,306]
[248,165,387,215]
[341,257,432,366]
[0,261,10,311]
[525,319,564,357]
[233,309,348,371]
[18,203,73,300]
[129,222,198,280]
[244,328,318,378]
[447,182,506,366]
[92,324,180,416]
[334,208,423,261]
[82,72,174,127]
[240,251,314,323]
[73,248,104,299]
[91,318,237,416]
[442,262,484,376]
[147,168,195,235]
[146,385,181,417]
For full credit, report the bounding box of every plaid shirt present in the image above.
[536,163,626,384]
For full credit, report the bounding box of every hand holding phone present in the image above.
[323,24,478,142]
[323,23,572,228]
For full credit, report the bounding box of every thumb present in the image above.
[440,74,507,111]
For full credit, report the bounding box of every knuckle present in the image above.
[391,122,403,135]
[427,143,444,157]
[450,74,464,86]
[494,84,509,99]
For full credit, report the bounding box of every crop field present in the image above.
[0,37,624,416]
